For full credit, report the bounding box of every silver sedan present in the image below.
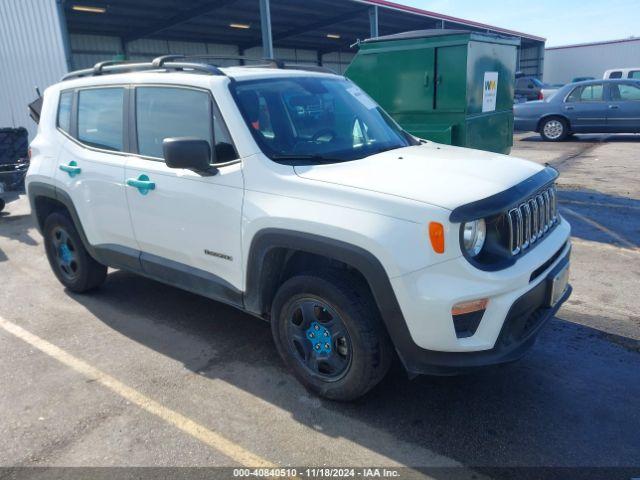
[514,79,640,141]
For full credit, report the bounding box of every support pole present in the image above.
[369,5,379,39]
[259,0,274,59]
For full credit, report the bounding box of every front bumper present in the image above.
[403,258,570,375]
[388,218,572,375]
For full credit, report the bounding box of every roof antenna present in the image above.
[35,86,41,98]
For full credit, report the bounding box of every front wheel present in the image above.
[271,272,393,401]
[540,117,569,141]
[43,212,107,292]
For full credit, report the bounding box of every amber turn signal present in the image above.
[429,222,445,254]
[451,298,489,316]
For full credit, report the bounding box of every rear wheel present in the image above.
[271,272,393,401]
[540,117,569,141]
[43,212,107,292]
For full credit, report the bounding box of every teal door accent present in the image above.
[59,160,81,177]
[126,174,156,195]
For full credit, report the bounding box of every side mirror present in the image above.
[162,137,213,172]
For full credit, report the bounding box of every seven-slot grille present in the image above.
[506,184,558,255]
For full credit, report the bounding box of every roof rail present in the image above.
[61,55,226,81]
[61,54,337,81]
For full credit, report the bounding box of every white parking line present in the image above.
[0,315,275,468]
[560,199,640,211]
[561,207,637,250]
[570,238,640,260]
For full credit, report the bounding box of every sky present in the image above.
[397,0,639,46]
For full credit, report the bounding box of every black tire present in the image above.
[271,271,393,401]
[539,116,569,142]
[43,211,107,293]
[0,198,5,213]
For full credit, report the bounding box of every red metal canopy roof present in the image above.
[357,0,546,42]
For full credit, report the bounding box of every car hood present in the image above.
[294,143,543,211]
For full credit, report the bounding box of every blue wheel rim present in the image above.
[51,226,80,282]
[285,298,351,380]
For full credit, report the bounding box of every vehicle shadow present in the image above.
[68,271,640,475]
[0,213,38,262]
[557,189,640,249]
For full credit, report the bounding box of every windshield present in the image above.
[230,77,416,163]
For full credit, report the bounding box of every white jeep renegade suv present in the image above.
[27,57,571,400]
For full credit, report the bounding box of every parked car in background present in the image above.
[515,76,563,101]
[0,127,30,213]
[604,68,640,79]
[514,79,640,141]
[515,76,545,101]
[541,84,563,100]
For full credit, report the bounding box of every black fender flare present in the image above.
[244,228,425,372]
[28,181,101,262]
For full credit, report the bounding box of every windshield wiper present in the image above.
[271,154,345,164]
[371,145,402,155]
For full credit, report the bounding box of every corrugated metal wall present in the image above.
[518,43,544,78]
[69,34,355,74]
[544,39,640,84]
[0,0,69,139]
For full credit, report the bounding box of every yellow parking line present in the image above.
[0,315,274,468]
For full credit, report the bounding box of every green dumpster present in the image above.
[345,30,519,154]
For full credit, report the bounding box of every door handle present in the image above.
[59,161,81,177]
[608,104,619,109]
[126,174,156,195]
[565,106,574,110]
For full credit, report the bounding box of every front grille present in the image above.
[506,184,558,255]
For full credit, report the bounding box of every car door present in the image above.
[605,82,640,132]
[55,86,138,255]
[562,83,609,132]
[124,85,245,299]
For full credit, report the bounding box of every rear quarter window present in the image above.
[57,91,73,134]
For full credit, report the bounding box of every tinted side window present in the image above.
[629,70,640,79]
[567,84,603,102]
[609,71,623,79]
[77,88,124,151]
[136,87,212,159]
[57,91,73,134]
[617,84,640,101]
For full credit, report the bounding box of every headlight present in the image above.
[462,219,486,257]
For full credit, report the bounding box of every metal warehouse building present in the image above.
[544,37,640,84]
[0,0,545,139]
